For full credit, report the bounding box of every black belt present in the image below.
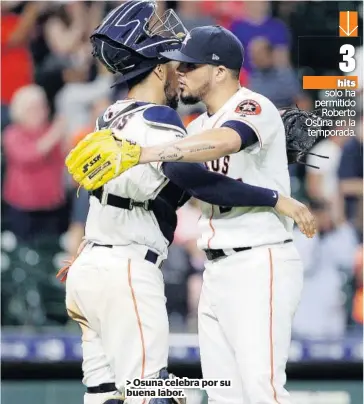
[91,243,163,269]
[91,187,154,211]
[204,239,293,261]
[87,382,116,394]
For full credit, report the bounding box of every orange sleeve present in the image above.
[72,128,92,148]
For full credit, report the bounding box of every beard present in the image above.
[180,94,202,105]
[164,82,179,110]
[180,80,210,106]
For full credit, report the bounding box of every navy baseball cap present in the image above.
[160,25,244,69]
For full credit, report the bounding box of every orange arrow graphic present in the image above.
[339,11,358,37]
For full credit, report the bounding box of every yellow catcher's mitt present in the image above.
[65,129,141,191]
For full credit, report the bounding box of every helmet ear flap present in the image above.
[134,32,148,45]
[91,33,160,84]
[91,35,143,73]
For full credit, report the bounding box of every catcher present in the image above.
[62,4,320,404]
[66,24,326,404]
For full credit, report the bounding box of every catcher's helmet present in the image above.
[91,0,187,83]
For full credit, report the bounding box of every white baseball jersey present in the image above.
[187,87,293,250]
[84,100,187,259]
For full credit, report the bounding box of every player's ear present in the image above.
[215,65,228,83]
[153,64,165,82]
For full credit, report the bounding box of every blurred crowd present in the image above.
[1,1,363,339]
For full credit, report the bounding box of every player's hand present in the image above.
[65,129,142,191]
[56,239,88,283]
[275,194,317,238]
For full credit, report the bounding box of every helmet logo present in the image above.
[182,32,191,46]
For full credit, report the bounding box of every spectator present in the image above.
[1,1,42,130]
[275,1,300,26]
[292,199,358,339]
[181,111,204,128]
[248,37,310,109]
[306,123,350,222]
[155,0,166,15]
[229,1,291,73]
[3,85,67,242]
[202,1,243,28]
[65,187,89,258]
[64,97,111,257]
[239,68,249,87]
[352,245,363,327]
[55,61,113,134]
[35,1,103,113]
[174,199,204,332]
[338,116,363,239]
[43,1,87,59]
[177,0,216,31]
[70,97,111,150]
[161,242,203,333]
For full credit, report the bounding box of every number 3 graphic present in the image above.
[339,44,356,73]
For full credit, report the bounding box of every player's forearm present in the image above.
[6,3,40,47]
[37,127,62,155]
[306,173,324,200]
[340,179,363,196]
[139,128,241,163]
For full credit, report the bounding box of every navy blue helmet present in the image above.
[91,0,187,83]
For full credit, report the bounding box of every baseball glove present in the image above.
[65,129,141,191]
[280,107,328,168]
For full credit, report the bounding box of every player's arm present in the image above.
[139,125,248,163]
[163,162,315,237]
[137,98,288,164]
[138,102,263,164]
[163,162,276,207]
[65,108,258,188]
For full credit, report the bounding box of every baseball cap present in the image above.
[160,25,244,69]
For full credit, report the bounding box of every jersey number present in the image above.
[111,114,134,130]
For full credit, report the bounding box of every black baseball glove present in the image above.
[280,107,328,168]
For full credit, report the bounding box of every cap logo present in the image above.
[182,32,191,46]
[212,54,220,61]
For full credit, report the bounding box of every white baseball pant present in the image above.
[65,243,168,404]
[198,241,304,404]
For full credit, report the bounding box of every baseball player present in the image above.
[62,3,191,404]
[66,26,322,404]
[154,28,305,404]
[63,5,315,404]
